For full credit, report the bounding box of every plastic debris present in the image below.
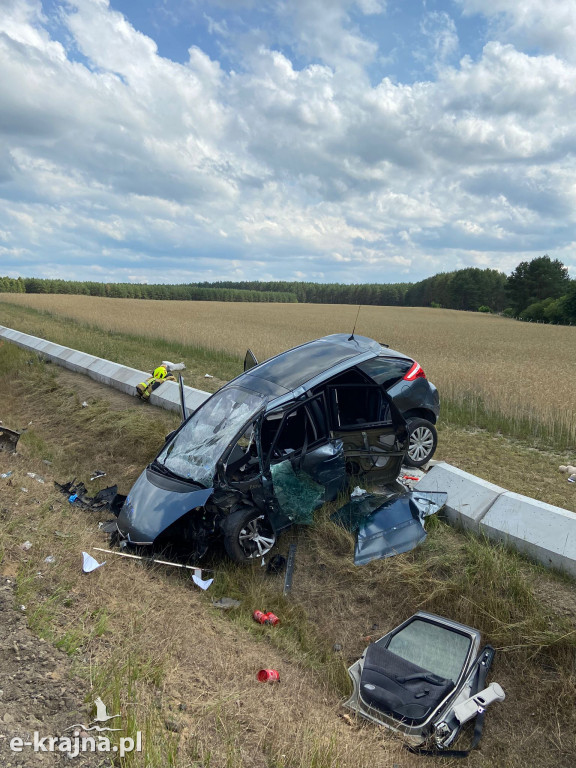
[20,487,28,493]
[81,401,89,408]
[0,471,13,479]
[204,374,214,378]
[82,551,106,573]
[191,572,213,591]
[90,470,106,481]
[27,473,45,484]
[350,486,367,498]
[20,541,33,551]
[44,555,56,564]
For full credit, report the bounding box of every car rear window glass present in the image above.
[387,619,471,683]
[359,357,412,387]
[249,341,360,389]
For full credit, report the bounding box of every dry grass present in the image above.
[2,293,575,447]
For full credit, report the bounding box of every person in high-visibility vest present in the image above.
[136,361,185,401]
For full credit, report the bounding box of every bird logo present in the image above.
[66,697,122,733]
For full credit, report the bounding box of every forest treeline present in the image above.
[1,255,574,324]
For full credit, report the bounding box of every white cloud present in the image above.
[457,0,576,61]
[0,0,574,285]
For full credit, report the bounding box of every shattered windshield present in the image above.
[157,387,265,487]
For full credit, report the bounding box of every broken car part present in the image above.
[0,426,20,453]
[332,490,447,565]
[345,612,504,755]
[92,547,207,578]
[117,335,414,563]
[283,542,297,595]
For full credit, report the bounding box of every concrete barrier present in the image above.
[415,462,576,578]
[481,492,576,578]
[0,325,210,415]
[413,461,506,531]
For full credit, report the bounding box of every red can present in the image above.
[257,669,280,682]
[253,610,280,626]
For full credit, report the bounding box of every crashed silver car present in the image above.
[345,611,504,754]
[116,334,417,561]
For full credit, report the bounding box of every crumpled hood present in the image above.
[117,467,213,544]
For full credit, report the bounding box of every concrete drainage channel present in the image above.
[2,324,575,579]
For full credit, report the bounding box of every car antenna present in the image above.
[348,306,361,341]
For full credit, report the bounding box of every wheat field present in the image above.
[1,293,574,445]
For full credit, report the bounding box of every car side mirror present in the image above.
[244,349,258,371]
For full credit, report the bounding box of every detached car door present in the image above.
[327,383,408,482]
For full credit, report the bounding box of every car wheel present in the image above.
[405,418,438,467]
[222,506,277,562]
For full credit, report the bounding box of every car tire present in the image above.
[222,506,277,562]
[405,418,438,467]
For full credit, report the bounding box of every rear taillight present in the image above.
[403,361,427,381]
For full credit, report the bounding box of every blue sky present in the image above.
[0,0,575,285]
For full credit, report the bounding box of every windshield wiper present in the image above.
[149,459,182,479]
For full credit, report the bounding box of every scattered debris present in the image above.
[20,487,28,493]
[559,465,576,483]
[82,551,106,573]
[283,542,297,596]
[44,555,56,564]
[54,530,72,538]
[0,426,20,453]
[81,401,89,408]
[211,597,241,610]
[0,471,13,479]
[350,486,367,498]
[204,373,214,378]
[333,490,448,565]
[90,470,106,481]
[91,547,211,588]
[20,541,33,551]
[257,669,280,682]
[55,479,125,514]
[191,572,214,591]
[253,611,280,626]
[333,643,343,652]
[27,472,45,484]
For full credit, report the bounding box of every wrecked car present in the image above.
[116,334,434,561]
[345,611,505,754]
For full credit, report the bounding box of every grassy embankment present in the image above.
[0,304,575,767]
